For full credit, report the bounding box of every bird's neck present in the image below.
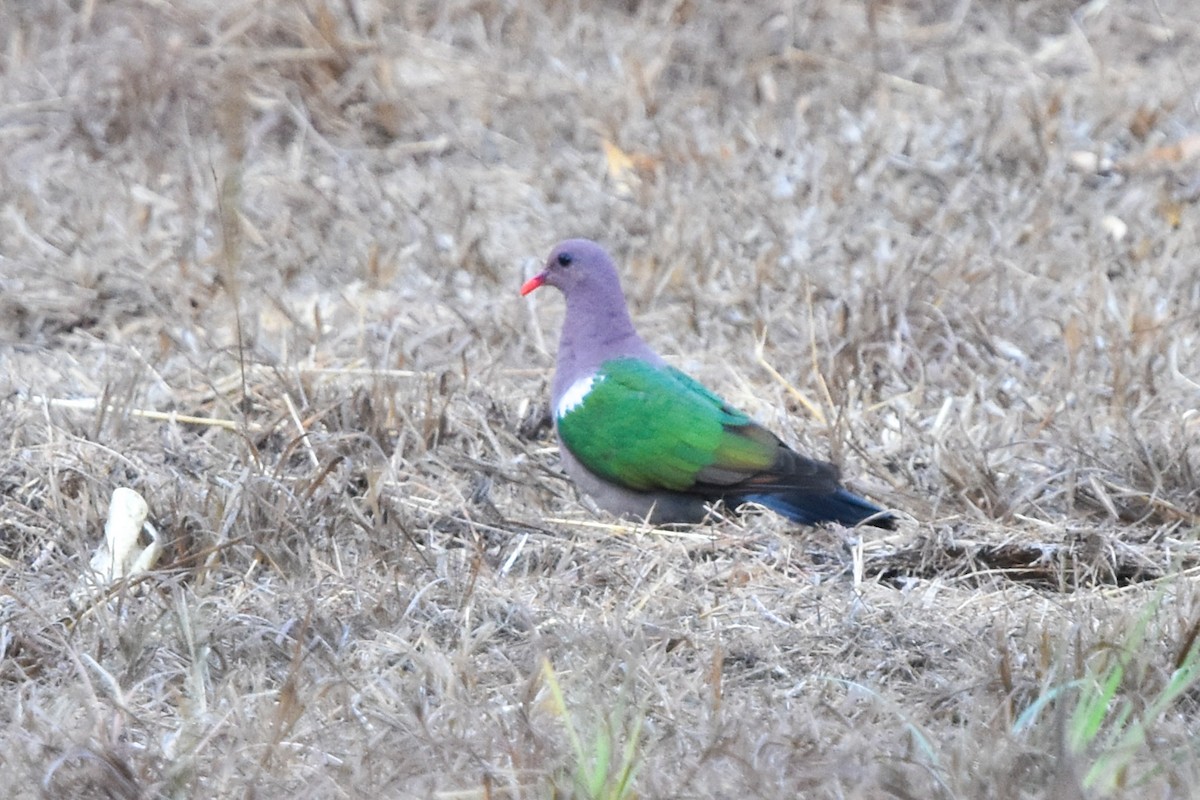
[554,289,658,397]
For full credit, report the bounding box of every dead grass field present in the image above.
[2,1,1200,797]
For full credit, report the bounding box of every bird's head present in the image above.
[520,239,618,299]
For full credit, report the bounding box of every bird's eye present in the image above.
[556,252,573,267]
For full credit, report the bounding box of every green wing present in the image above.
[556,358,778,492]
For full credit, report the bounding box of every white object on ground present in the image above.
[88,487,162,583]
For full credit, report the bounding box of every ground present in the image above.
[2,1,1200,798]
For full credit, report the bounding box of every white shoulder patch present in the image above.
[556,374,601,419]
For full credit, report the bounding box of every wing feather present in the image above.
[556,359,777,492]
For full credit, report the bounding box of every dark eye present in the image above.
[556,251,573,267]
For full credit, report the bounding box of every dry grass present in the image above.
[2,0,1200,797]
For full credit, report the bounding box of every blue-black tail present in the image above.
[737,488,896,530]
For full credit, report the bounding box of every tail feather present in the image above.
[737,488,896,530]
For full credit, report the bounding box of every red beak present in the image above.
[520,273,546,296]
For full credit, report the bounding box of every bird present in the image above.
[520,239,896,530]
